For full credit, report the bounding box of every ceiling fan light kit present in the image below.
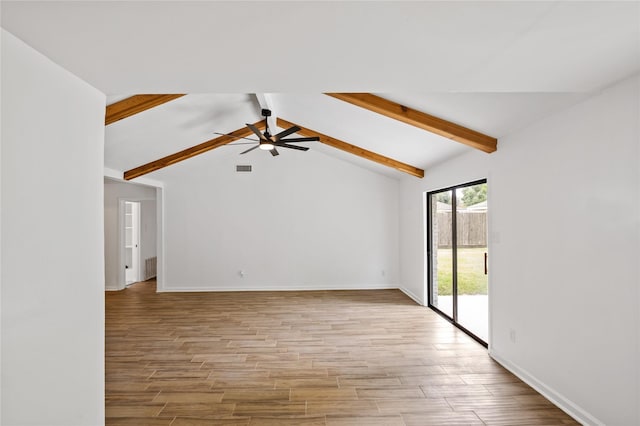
[259,143,275,151]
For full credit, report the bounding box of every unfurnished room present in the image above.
[1,2,639,425]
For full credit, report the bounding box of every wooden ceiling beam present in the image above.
[105,94,186,125]
[123,121,265,180]
[277,118,424,178]
[326,93,497,153]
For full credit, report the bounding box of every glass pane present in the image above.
[455,184,488,342]
[430,191,453,318]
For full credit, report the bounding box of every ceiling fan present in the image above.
[240,109,319,156]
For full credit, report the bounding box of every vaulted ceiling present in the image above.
[104,93,504,180]
[2,1,638,180]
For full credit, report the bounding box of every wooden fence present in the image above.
[437,211,487,248]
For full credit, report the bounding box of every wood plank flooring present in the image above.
[106,281,578,425]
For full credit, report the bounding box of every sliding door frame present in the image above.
[426,179,488,348]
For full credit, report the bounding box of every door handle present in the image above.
[484,252,488,275]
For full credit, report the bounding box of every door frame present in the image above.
[117,197,153,290]
[426,179,488,347]
[105,170,164,292]
[121,200,141,286]
[118,199,135,289]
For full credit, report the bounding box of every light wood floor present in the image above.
[106,281,578,425]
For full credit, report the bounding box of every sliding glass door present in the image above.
[428,180,488,346]
[429,190,454,318]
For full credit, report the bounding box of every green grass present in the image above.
[436,248,488,295]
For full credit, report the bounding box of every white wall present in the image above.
[399,75,640,425]
[1,30,106,425]
[140,199,157,272]
[160,148,399,291]
[104,180,156,290]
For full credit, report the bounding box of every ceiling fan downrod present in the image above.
[259,109,274,150]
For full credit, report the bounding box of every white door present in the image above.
[125,201,141,285]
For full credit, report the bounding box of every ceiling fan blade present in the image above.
[270,148,279,156]
[240,144,260,154]
[279,136,319,143]
[275,143,310,151]
[246,123,268,141]
[214,132,259,142]
[274,125,301,140]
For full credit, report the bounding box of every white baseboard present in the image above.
[399,286,424,306]
[159,284,397,293]
[490,351,603,426]
[104,287,121,291]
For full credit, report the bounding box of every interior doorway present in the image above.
[124,201,141,285]
[104,177,160,291]
[427,180,488,346]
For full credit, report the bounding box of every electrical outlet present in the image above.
[509,329,517,343]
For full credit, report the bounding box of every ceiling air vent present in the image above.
[236,165,252,173]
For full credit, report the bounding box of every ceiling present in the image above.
[2,1,639,180]
[2,1,638,93]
